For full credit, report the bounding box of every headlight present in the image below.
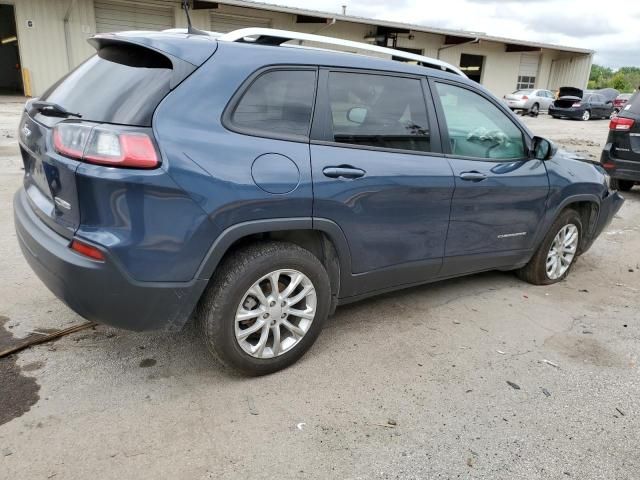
[604,173,611,190]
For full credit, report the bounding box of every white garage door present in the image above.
[517,53,540,89]
[519,53,540,77]
[210,12,271,33]
[95,1,174,33]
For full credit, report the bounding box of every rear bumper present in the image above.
[581,190,625,253]
[601,144,640,182]
[548,106,584,119]
[14,189,207,331]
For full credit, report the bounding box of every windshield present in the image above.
[513,90,533,95]
[39,44,173,126]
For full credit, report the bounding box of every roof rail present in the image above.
[217,28,466,77]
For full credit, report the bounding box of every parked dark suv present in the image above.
[601,92,640,191]
[14,29,624,374]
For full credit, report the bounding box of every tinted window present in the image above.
[327,72,431,152]
[435,82,526,160]
[583,94,593,102]
[39,45,173,126]
[231,70,316,137]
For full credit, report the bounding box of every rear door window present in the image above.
[326,71,432,152]
[38,44,174,126]
[434,82,526,160]
[229,69,316,138]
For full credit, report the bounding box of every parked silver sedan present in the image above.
[503,89,555,115]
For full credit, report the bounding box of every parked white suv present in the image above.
[504,89,555,115]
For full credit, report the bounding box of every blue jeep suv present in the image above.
[13,29,624,374]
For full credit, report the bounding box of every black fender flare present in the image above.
[194,217,353,291]
[532,193,601,251]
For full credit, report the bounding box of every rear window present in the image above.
[38,44,173,126]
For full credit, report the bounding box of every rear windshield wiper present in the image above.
[31,100,82,118]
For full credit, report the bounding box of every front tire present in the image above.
[516,209,582,285]
[197,242,331,375]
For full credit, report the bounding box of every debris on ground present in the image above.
[246,396,259,415]
[615,407,625,417]
[541,359,559,368]
[542,388,551,397]
[0,322,97,358]
[387,418,397,426]
[506,381,521,390]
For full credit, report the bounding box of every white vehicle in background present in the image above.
[503,89,555,116]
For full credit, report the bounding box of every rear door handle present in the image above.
[459,171,488,182]
[323,166,366,179]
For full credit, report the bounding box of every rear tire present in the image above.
[516,209,582,285]
[196,241,331,375]
[611,178,634,192]
[529,103,539,116]
[581,110,591,121]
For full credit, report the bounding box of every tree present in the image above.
[588,64,638,92]
[611,72,631,92]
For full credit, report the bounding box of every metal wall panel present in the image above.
[95,1,174,33]
[548,54,592,90]
[209,11,270,33]
[13,0,95,96]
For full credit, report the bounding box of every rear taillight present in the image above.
[609,116,635,131]
[522,96,528,100]
[53,123,159,169]
[572,102,581,108]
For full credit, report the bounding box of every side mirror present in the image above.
[532,136,557,160]
[346,107,368,124]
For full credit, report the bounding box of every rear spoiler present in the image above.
[88,32,218,89]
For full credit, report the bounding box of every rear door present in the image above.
[310,69,454,293]
[431,80,549,275]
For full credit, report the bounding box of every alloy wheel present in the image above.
[546,224,579,280]
[235,269,317,359]
[582,110,590,121]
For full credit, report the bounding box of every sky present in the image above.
[253,0,640,69]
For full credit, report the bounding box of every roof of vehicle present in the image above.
[214,37,474,86]
[90,29,474,85]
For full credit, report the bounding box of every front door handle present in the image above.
[323,166,366,179]
[459,171,488,182]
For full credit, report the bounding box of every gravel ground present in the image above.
[0,102,639,480]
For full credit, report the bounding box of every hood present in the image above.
[558,87,583,99]
[555,147,602,167]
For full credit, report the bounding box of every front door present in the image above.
[431,80,549,276]
[310,70,455,295]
